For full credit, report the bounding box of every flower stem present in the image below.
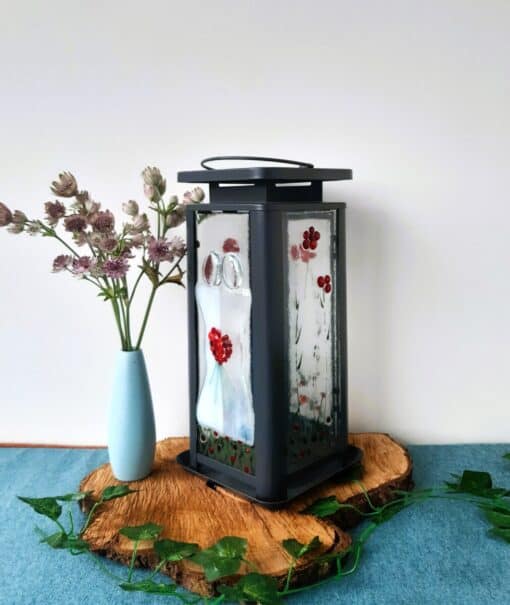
[135,285,157,350]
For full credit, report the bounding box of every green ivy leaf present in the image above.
[446,470,495,496]
[154,539,199,562]
[119,522,163,541]
[56,492,92,502]
[302,496,341,518]
[237,573,281,604]
[40,531,67,548]
[119,580,177,594]
[192,536,247,581]
[481,504,510,528]
[18,496,62,521]
[100,485,137,502]
[282,536,321,560]
[489,527,510,543]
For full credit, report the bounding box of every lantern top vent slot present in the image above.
[178,156,352,205]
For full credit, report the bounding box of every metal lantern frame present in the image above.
[176,158,362,508]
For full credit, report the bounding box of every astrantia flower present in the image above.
[183,187,205,204]
[148,236,173,263]
[130,233,145,248]
[122,200,139,216]
[26,224,41,236]
[169,235,186,258]
[51,172,78,198]
[12,210,27,225]
[72,256,94,276]
[7,223,24,234]
[98,235,118,253]
[73,232,88,247]
[131,213,149,232]
[64,214,87,233]
[166,205,185,228]
[0,202,12,227]
[44,201,66,225]
[90,210,115,233]
[52,254,72,272]
[142,166,166,197]
[103,257,129,279]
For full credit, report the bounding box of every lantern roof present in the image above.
[177,156,352,185]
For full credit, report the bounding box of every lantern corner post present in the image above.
[250,208,288,503]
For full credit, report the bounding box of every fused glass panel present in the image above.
[287,211,340,472]
[195,212,255,474]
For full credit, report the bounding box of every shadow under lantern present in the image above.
[177,156,362,508]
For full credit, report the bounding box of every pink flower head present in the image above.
[0,202,13,227]
[72,256,94,276]
[98,235,118,253]
[103,257,129,279]
[44,201,66,225]
[169,235,186,258]
[52,254,72,272]
[223,238,240,253]
[290,244,299,261]
[90,210,115,233]
[148,236,173,263]
[64,214,87,233]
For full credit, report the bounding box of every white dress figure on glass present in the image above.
[195,215,255,446]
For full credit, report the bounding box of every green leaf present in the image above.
[219,573,281,604]
[302,496,341,518]
[446,470,494,496]
[40,531,67,548]
[154,539,199,562]
[100,485,137,502]
[119,522,163,541]
[282,536,321,560]
[18,496,62,521]
[119,580,177,594]
[503,453,510,461]
[39,532,89,552]
[373,499,409,524]
[56,491,91,502]
[141,259,160,288]
[482,504,510,528]
[489,527,510,543]
[192,536,247,581]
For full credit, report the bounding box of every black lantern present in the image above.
[177,156,362,508]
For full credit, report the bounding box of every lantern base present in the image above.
[176,444,363,509]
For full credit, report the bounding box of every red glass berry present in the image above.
[324,275,331,283]
[317,276,325,288]
[309,240,317,250]
[302,239,310,250]
[243,466,250,473]
[303,230,309,240]
[309,226,315,234]
[325,283,332,294]
[208,327,233,364]
[314,231,320,241]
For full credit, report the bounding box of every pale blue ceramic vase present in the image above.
[107,350,156,481]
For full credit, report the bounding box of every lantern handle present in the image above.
[200,156,314,170]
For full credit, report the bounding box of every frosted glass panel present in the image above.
[287,211,340,471]
[195,212,255,473]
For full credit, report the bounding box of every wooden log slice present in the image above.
[80,432,412,596]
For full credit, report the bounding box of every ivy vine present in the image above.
[18,453,510,604]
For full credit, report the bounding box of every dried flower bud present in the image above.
[98,235,118,253]
[142,166,166,197]
[44,201,65,225]
[0,202,12,226]
[183,187,205,204]
[26,223,41,236]
[122,200,139,216]
[51,171,78,198]
[64,214,88,233]
[73,231,88,247]
[143,183,158,203]
[7,222,24,234]
[166,205,186,228]
[12,210,27,225]
[52,254,72,272]
[132,213,150,232]
[130,233,145,248]
[169,235,186,257]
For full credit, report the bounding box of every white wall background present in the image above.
[1,0,509,445]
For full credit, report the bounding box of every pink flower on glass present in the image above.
[52,254,72,272]
[64,214,87,233]
[223,238,240,253]
[290,244,299,261]
[103,257,129,279]
[148,236,173,263]
[44,201,66,225]
[90,210,115,233]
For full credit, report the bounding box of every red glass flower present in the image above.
[302,226,321,250]
[317,274,332,294]
[208,327,233,364]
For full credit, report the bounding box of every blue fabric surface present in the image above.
[0,444,509,604]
